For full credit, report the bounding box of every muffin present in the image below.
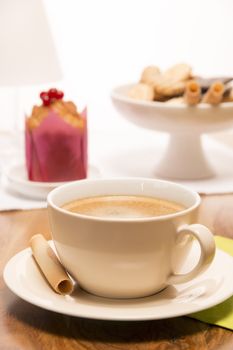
[25,88,87,182]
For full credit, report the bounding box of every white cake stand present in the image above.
[111,84,233,180]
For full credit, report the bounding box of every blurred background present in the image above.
[1,0,233,129]
[0,0,233,163]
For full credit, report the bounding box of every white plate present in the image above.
[3,243,233,321]
[3,163,101,200]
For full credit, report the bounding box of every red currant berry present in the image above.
[48,88,58,99]
[41,93,50,106]
[40,91,47,100]
[56,90,64,99]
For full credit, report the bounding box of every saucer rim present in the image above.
[3,244,233,321]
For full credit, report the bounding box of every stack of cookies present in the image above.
[128,63,233,105]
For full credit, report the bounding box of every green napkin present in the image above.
[188,236,233,330]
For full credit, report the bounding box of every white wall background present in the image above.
[47,0,233,79]
[47,0,233,89]
[1,0,233,134]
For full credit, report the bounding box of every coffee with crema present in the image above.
[62,195,185,218]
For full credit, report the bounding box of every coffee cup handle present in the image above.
[167,224,216,285]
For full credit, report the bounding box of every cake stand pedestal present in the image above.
[156,133,214,180]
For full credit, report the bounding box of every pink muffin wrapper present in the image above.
[25,108,87,182]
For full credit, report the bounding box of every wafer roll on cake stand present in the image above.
[202,82,225,105]
[184,81,201,105]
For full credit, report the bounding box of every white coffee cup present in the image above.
[47,178,216,299]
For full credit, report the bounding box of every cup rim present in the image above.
[47,177,201,223]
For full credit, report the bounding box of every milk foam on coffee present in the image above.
[62,195,185,218]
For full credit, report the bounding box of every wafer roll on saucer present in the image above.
[30,234,74,295]
[184,80,201,105]
[202,81,225,104]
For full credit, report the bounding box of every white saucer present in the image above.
[3,162,101,200]
[4,243,233,321]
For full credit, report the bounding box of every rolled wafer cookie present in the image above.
[30,234,74,295]
[202,81,225,104]
[184,80,201,105]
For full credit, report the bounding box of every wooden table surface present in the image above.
[1,195,233,350]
